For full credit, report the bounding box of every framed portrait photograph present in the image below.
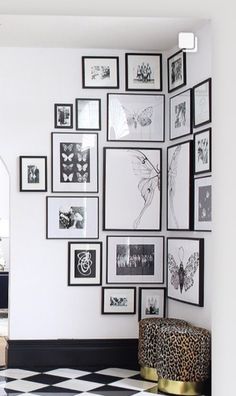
[194,176,212,232]
[125,53,162,91]
[107,93,165,142]
[102,287,136,315]
[194,128,212,174]
[46,196,99,239]
[75,98,101,131]
[51,132,98,193]
[82,56,119,89]
[19,156,47,192]
[169,89,192,140]
[54,104,73,129]
[167,237,204,307]
[138,287,166,321]
[104,147,162,231]
[106,236,164,284]
[68,242,102,286]
[167,141,194,231]
[192,78,212,128]
[167,50,186,93]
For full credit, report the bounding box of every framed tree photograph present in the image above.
[167,50,186,93]
[138,287,166,320]
[125,53,162,91]
[54,104,73,129]
[194,176,212,232]
[104,147,162,231]
[82,56,119,89]
[107,93,165,142]
[75,98,101,131]
[194,128,212,174]
[68,242,102,286]
[19,156,47,192]
[169,89,192,140]
[192,78,212,128]
[102,287,136,315]
[167,141,194,231]
[46,196,99,239]
[106,236,164,284]
[167,238,204,307]
[51,132,98,193]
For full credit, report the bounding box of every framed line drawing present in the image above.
[192,78,212,128]
[194,128,212,175]
[138,287,166,321]
[169,89,192,140]
[54,104,73,129]
[167,50,186,93]
[75,98,101,131]
[194,176,212,232]
[51,132,98,193]
[167,237,204,307]
[107,93,165,142]
[106,236,164,284]
[104,147,162,231]
[125,53,162,91]
[102,287,136,315]
[19,156,47,192]
[82,56,119,89]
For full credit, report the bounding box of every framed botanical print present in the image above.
[194,176,212,231]
[138,287,166,320]
[169,89,192,140]
[192,78,212,128]
[75,98,101,131]
[194,128,212,174]
[167,50,186,93]
[51,132,98,193]
[125,53,162,91]
[82,56,119,89]
[19,156,47,192]
[54,104,73,129]
[167,237,204,307]
[102,287,136,315]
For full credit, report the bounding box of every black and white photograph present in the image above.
[167,238,204,306]
[167,50,186,93]
[102,287,136,314]
[54,104,73,129]
[125,53,162,91]
[192,78,212,128]
[107,93,164,142]
[76,98,101,130]
[19,156,47,192]
[194,128,212,174]
[169,89,192,140]
[139,287,166,320]
[194,176,212,231]
[68,242,102,286]
[82,56,119,88]
[51,132,98,193]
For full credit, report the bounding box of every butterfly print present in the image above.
[78,152,88,162]
[62,163,74,171]
[122,106,153,129]
[62,143,73,152]
[77,163,88,172]
[62,153,74,162]
[62,173,74,182]
[77,172,88,183]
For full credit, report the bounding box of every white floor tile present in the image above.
[55,379,103,392]
[95,368,139,378]
[110,378,157,391]
[0,368,38,379]
[2,379,47,392]
[45,368,91,378]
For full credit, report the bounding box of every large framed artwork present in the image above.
[46,196,99,239]
[194,176,212,232]
[125,53,162,91]
[19,156,47,192]
[167,50,186,93]
[82,56,119,89]
[107,93,165,142]
[106,236,164,284]
[194,128,212,175]
[167,141,193,231]
[192,78,212,128]
[167,237,204,307]
[104,147,162,231]
[75,98,101,131]
[54,104,73,129]
[169,89,192,140]
[138,287,166,320]
[102,287,136,315]
[51,132,98,193]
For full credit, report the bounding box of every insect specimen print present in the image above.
[168,145,181,228]
[122,106,153,129]
[60,142,90,183]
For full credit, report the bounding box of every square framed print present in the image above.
[107,93,165,142]
[46,196,99,239]
[106,236,164,284]
[194,176,212,232]
[51,132,98,193]
[138,287,166,320]
[169,89,192,140]
[125,53,162,91]
[19,156,47,192]
[167,141,194,230]
[167,237,204,307]
[102,287,136,315]
[104,147,162,231]
[192,78,212,128]
[194,128,212,175]
[82,56,119,89]
[75,98,101,131]
[167,50,186,93]
[54,104,73,129]
[68,242,102,286]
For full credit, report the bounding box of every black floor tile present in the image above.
[78,373,122,384]
[89,384,138,396]
[24,373,67,385]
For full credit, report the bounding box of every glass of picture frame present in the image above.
[75,98,101,131]
[19,156,47,192]
[167,50,186,93]
[194,176,212,231]
[125,53,162,91]
[54,104,73,129]
[138,287,166,321]
[169,89,192,140]
[101,287,136,315]
[82,56,119,88]
[194,128,212,174]
[192,78,212,128]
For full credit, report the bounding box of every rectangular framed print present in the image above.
[46,196,99,239]
[102,287,136,315]
[194,128,212,174]
[82,56,119,88]
[106,236,164,284]
[125,53,162,91]
[104,147,162,231]
[107,93,164,142]
[168,50,186,93]
[192,78,212,128]
[76,98,101,131]
[51,132,98,193]
[167,238,204,307]
[54,104,73,129]
[194,176,212,231]
[169,89,192,140]
[138,287,166,320]
[68,242,102,286]
[19,156,47,192]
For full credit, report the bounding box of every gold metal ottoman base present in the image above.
[158,378,204,396]
[140,366,158,382]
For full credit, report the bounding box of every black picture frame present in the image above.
[125,53,163,91]
[194,176,212,232]
[167,50,186,93]
[19,156,47,192]
[194,128,212,175]
[101,287,136,315]
[138,287,166,321]
[169,89,192,141]
[82,56,119,89]
[75,98,101,131]
[54,104,73,129]
[192,78,212,128]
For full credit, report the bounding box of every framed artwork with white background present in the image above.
[192,78,212,128]
[194,128,212,174]
[125,53,162,91]
[138,287,166,320]
[82,56,119,89]
[102,287,136,315]
[167,50,186,93]
[19,156,47,192]
[54,104,73,129]
[75,98,101,131]
[194,176,212,231]
[169,89,192,140]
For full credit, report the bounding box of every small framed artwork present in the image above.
[19,156,47,192]
[138,288,166,321]
[194,176,212,232]
[167,238,204,307]
[104,147,162,231]
[102,287,136,315]
[192,78,212,128]
[76,98,101,131]
[46,196,99,239]
[167,50,186,93]
[106,236,164,284]
[194,128,212,174]
[169,89,192,140]
[125,53,162,91]
[82,56,119,89]
[68,242,102,286]
[54,104,73,129]
[107,93,165,142]
[51,132,98,193]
